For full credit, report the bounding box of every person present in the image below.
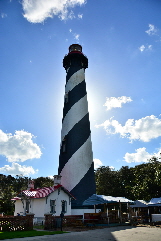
[60,211,64,218]
[60,212,64,231]
[17,213,20,216]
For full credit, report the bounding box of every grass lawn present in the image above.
[0,230,67,240]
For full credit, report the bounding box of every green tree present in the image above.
[132,158,161,201]
[95,158,161,201]
[14,175,29,193]
[0,174,15,215]
[118,166,135,200]
[33,177,54,189]
[95,166,122,196]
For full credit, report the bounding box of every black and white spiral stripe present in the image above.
[58,53,96,205]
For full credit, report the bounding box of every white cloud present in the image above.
[103,96,132,111]
[139,45,145,52]
[139,44,153,52]
[124,147,152,163]
[78,13,83,19]
[68,10,75,19]
[145,24,158,36]
[123,147,161,164]
[93,158,103,169]
[74,33,80,41]
[0,162,38,176]
[148,45,152,50]
[95,115,161,142]
[1,13,7,18]
[0,130,42,162]
[69,29,80,42]
[21,0,86,23]
[48,175,54,179]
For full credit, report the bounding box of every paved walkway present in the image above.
[3,226,161,241]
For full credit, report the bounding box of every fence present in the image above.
[44,214,83,230]
[0,214,34,232]
[84,212,109,224]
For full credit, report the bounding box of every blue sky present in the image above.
[0,0,161,178]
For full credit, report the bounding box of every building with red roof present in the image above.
[12,175,75,219]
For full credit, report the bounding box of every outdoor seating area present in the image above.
[130,198,161,224]
[44,211,129,230]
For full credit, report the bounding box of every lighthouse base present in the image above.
[70,162,96,207]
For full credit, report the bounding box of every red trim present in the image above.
[11,197,21,200]
[68,51,83,55]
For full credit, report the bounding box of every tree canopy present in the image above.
[0,175,53,215]
[95,158,161,201]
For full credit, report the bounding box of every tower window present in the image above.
[62,137,66,153]
[62,142,66,152]
[64,92,69,103]
[69,44,82,52]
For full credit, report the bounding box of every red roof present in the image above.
[68,51,83,55]
[12,185,75,200]
[23,186,55,198]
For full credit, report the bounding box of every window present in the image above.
[62,137,66,153]
[58,188,60,195]
[26,200,30,213]
[64,92,68,103]
[62,142,66,152]
[69,44,82,52]
[50,200,56,213]
[61,200,67,213]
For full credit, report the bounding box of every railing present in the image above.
[84,212,110,224]
[44,214,83,230]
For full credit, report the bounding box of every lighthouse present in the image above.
[58,44,96,208]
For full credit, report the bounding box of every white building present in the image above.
[12,175,75,219]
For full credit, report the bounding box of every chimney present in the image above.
[54,175,62,186]
[27,180,34,190]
